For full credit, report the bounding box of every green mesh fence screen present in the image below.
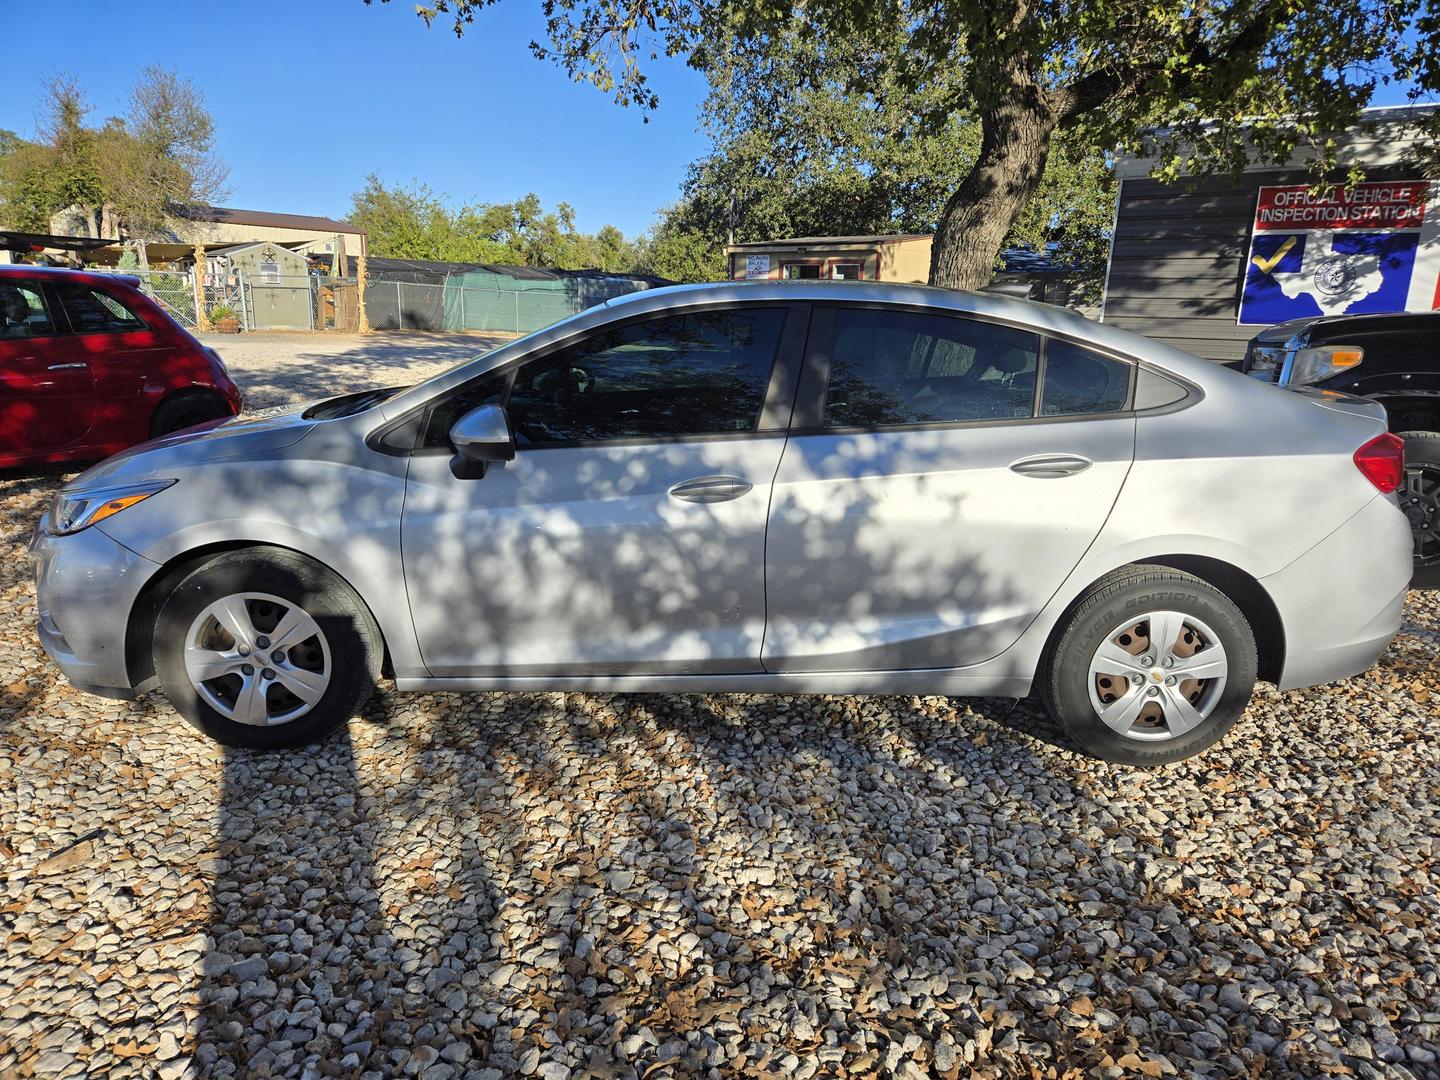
[440,270,653,334]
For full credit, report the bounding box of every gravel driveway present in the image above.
[2,332,1439,1080]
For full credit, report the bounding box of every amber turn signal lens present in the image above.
[88,493,153,526]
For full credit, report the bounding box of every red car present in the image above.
[0,266,242,469]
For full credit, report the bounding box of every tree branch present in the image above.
[1054,0,1295,123]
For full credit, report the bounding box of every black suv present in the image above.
[1244,311,1440,586]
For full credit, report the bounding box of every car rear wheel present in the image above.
[1398,431,1440,589]
[152,549,381,749]
[1041,566,1257,765]
[151,391,233,437]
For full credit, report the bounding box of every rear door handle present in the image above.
[668,475,754,503]
[47,362,88,371]
[1009,453,1093,478]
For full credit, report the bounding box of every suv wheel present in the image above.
[1398,431,1440,589]
[1041,566,1257,765]
[152,549,381,748]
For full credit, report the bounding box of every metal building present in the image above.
[1100,105,1439,364]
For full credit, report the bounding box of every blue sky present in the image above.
[1,0,710,237]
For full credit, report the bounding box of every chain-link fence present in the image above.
[90,268,249,330]
[86,267,646,335]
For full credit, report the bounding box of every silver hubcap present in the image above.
[1087,610,1228,742]
[184,592,331,726]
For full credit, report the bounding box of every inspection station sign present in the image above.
[1238,180,1440,324]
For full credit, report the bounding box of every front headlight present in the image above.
[1247,346,1286,381]
[1286,345,1364,386]
[48,480,175,536]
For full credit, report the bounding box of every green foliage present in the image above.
[381,0,1440,289]
[0,69,225,239]
[116,246,141,272]
[634,214,727,282]
[348,176,645,271]
[208,303,237,322]
[657,16,1115,295]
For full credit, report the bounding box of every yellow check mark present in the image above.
[1252,235,1297,275]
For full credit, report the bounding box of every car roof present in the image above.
[600,280,1217,371]
[0,265,140,288]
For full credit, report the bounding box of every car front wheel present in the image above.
[152,549,381,748]
[1041,566,1257,765]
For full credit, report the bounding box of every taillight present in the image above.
[1353,432,1405,493]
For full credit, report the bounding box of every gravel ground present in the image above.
[197,330,514,410]
[2,332,1439,1079]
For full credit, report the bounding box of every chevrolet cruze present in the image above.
[31,282,1412,764]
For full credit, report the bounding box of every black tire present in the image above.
[1398,431,1440,590]
[152,548,381,749]
[1040,565,1258,766]
[151,391,233,438]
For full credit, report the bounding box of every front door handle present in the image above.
[1009,453,1093,478]
[47,362,88,371]
[668,475,754,503]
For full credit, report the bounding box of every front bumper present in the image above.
[30,513,162,696]
[1262,493,1413,691]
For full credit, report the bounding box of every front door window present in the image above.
[508,308,787,444]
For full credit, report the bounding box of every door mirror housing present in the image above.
[449,404,514,477]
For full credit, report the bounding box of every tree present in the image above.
[376,0,1440,290]
[0,68,226,240]
[108,66,227,236]
[655,16,1114,294]
[634,213,727,282]
[347,176,645,270]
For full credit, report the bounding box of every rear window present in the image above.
[53,283,147,334]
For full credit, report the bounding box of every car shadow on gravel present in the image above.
[195,704,392,1076]
[174,664,1440,1078]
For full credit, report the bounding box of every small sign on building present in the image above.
[1238,180,1440,324]
[744,254,771,279]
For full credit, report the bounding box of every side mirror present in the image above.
[449,404,514,478]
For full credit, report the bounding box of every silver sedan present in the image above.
[30,282,1413,764]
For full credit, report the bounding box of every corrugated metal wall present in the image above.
[1102,167,1413,365]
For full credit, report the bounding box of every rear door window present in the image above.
[823,308,1039,427]
[1041,340,1132,416]
[53,284,147,334]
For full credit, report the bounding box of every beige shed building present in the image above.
[726,234,934,283]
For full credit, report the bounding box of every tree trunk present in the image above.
[929,74,1058,291]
